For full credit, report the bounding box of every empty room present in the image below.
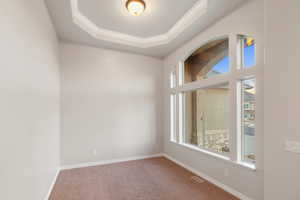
[1,0,300,199]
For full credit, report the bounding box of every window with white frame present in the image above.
[170,70,176,89]
[169,35,258,167]
[170,93,177,142]
[182,83,230,154]
[170,69,177,142]
[240,79,256,163]
[238,35,256,69]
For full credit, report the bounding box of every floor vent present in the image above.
[190,176,205,184]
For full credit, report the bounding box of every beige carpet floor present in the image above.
[50,157,239,200]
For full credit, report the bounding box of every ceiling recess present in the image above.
[70,0,208,48]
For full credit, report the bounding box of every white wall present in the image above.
[60,43,163,166]
[163,1,264,199]
[264,1,300,199]
[0,1,60,200]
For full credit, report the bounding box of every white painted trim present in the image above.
[162,153,255,200]
[44,169,60,200]
[70,0,207,48]
[60,153,164,170]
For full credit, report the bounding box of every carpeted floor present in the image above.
[50,157,239,200]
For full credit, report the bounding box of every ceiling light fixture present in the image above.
[126,0,146,16]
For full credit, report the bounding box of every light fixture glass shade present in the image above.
[126,0,146,16]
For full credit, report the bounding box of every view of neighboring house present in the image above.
[243,79,256,162]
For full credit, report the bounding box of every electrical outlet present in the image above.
[285,140,300,154]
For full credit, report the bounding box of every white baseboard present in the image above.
[162,154,254,200]
[44,169,60,200]
[60,153,164,170]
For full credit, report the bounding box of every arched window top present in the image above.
[184,37,229,83]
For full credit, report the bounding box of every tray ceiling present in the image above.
[78,0,200,38]
[46,0,248,57]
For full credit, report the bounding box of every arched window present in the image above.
[184,38,229,83]
[170,35,258,168]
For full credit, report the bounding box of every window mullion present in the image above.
[228,34,238,161]
[253,73,263,170]
[178,92,184,143]
[176,76,231,93]
[228,79,238,162]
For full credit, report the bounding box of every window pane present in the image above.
[239,36,255,68]
[170,71,176,88]
[241,79,256,163]
[183,83,230,153]
[170,94,176,141]
[184,38,229,83]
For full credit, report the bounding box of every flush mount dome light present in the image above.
[126,0,146,16]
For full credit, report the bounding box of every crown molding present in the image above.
[70,0,207,48]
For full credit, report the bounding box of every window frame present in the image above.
[180,83,231,157]
[237,34,256,69]
[170,93,177,142]
[238,78,257,165]
[169,34,261,170]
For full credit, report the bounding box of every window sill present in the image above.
[169,141,256,171]
[236,161,256,170]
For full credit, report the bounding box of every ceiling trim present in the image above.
[70,0,207,48]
